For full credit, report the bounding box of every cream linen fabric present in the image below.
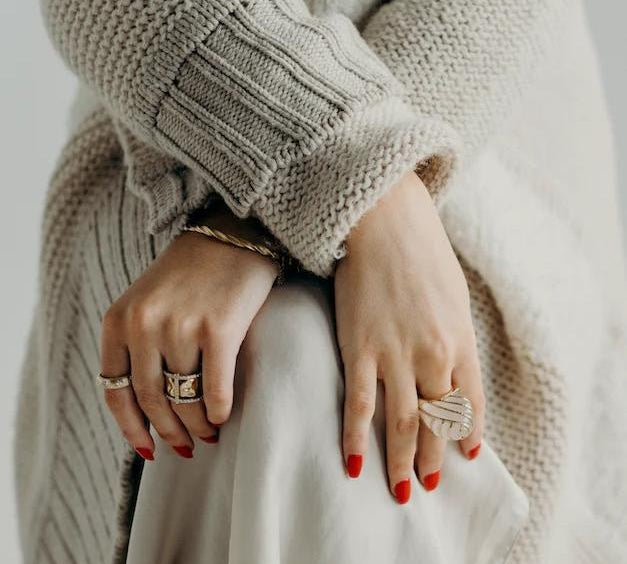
[125,278,528,564]
[127,278,527,564]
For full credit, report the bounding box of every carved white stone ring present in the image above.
[418,387,475,441]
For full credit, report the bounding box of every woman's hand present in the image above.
[100,231,278,460]
[335,171,485,503]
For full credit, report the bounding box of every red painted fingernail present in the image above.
[346,454,363,478]
[394,479,411,504]
[468,443,481,460]
[200,433,219,444]
[173,445,193,459]
[423,471,440,491]
[135,447,154,461]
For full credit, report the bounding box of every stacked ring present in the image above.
[96,373,132,390]
[164,370,203,404]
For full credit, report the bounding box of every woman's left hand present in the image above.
[334,170,485,503]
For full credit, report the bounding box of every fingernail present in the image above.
[468,443,481,460]
[423,471,440,491]
[200,432,219,444]
[135,447,154,461]
[173,445,194,459]
[346,454,363,478]
[394,479,411,504]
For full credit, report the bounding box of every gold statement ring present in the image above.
[164,370,203,404]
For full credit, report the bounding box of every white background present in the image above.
[0,1,625,562]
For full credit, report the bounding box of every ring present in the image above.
[164,370,203,404]
[418,387,474,441]
[96,373,132,390]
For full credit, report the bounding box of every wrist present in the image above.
[184,201,298,283]
[344,169,428,255]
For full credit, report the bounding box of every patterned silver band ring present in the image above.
[96,373,132,390]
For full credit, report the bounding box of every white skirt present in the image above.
[125,275,528,564]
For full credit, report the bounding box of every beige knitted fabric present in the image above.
[40,0,459,276]
[16,0,627,562]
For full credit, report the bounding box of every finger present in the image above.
[130,339,194,458]
[453,354,485,460]
[100,309,154,460]
[201,333,237,427]
[342,356,377,479]
[415,423,446,491]
[162,319,219,444]
[383,364,420,504]
[415,361,452,492]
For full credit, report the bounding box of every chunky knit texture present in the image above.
[16,0,627,563]
[40,0,459,276]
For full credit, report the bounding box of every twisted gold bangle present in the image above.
[182,225,294,284]
[183,225,282,261]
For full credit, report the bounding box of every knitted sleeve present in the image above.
[40,0,458,276]
[361,0,567,163]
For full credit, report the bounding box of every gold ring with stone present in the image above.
[418,387,474,441]
[164,370,203,404]
[96,373,132,390]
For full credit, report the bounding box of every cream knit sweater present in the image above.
[16,0,627,563]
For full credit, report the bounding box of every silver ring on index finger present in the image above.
[97,372,132,390]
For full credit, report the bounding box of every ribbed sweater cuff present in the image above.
[258,100,458,276]
[136,0,458,275]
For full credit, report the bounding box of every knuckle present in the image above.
[103,390,124,411]
[134,387,164,413]
[343,430,365,447]
[163,314,200,343]
[388,457,411,477]
[417,449,442,470]
[155,429,179,444]
[102,306,125,338]
[119,426,135,442]
[346,389,375,419]
[395,410,420,435]
[127,300,161,334]
[204,384,231,407]
[421,331,455,372]
[341,346,374,369]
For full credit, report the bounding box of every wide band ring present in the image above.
[418,387,474,441]
[97,373,132,390]
[164,370,203,404]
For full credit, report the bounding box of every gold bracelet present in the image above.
[182,225,293,283]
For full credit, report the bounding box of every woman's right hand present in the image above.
[100,230,278,460]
